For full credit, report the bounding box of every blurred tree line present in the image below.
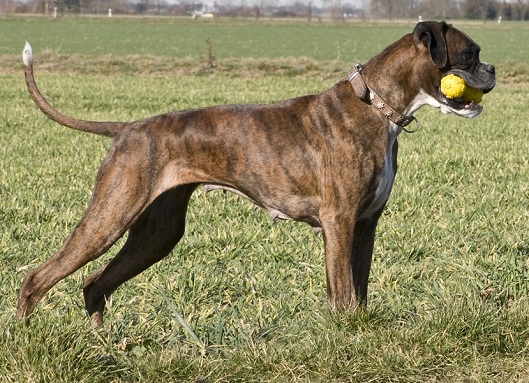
[1,0,528,21]
[369,0,528,21]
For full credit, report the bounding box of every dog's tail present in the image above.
[23,42,127,138]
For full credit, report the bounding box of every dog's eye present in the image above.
[463,52,472,61]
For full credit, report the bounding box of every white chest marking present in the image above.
[360,136,397,220]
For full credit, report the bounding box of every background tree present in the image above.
[462,0,498,19]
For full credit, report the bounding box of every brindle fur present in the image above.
[17,22,495,327]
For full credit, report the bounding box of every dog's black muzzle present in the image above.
[448,62,496,93]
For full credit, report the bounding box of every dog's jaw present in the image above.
[439,97,483,118]
[407,89,483,119]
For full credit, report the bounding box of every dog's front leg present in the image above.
[322,211,381,310]
[350,215,380,306]
[321,212,357,310]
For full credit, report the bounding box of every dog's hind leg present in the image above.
[83,184,196,327]
[17,145,155,322]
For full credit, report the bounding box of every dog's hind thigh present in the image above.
[17,151,154,321]
[83,184,196,327]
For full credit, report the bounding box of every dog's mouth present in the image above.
[441,94,482,113]
[435,87,483,118]
[435,67,495,117]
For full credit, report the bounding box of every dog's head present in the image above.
[413,21,495,118]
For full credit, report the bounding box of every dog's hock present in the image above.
[23,42,33,67]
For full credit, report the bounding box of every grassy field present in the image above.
[2,16,529,64]
[1,16,529,382]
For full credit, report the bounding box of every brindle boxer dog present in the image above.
[17,21,495,327]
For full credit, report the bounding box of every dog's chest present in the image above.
[360,137,397,220]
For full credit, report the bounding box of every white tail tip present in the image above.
[23,42,33,67]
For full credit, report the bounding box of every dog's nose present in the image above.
[479,62,496,93]
[484,63,495,74]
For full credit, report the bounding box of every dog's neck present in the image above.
[348,65,416,130]
[357,34,437,123]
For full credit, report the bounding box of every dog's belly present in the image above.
[204,184,322,232]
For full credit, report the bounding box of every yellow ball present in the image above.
[462,86,483,104]
[440,74,466,99]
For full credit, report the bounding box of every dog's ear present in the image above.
[413,21,449,70]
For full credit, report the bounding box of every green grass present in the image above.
[2,16,529,64]
[1,17,529,382]
[0,16,404,61]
